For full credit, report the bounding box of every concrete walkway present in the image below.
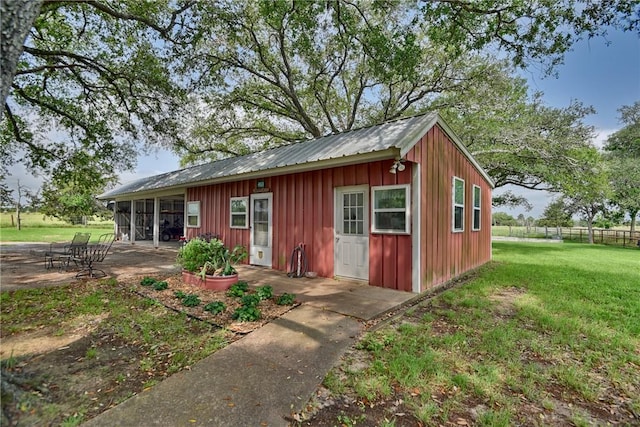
[81,265,416,426]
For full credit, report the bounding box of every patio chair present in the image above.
[44,232,91,269]
[72,233,116,278]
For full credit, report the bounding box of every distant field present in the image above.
[0,212,113,243]
[492,225,639,246]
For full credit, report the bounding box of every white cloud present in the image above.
[593,128,617,149]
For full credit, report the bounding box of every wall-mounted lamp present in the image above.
[389,158,406,174]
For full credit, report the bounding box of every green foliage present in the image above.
[240,294,261,308]
[232,305,261,322]
[39,176,110,223]
[226,281,249,298]
[334,242,640,425]
[140,277,157,286]
[203,301,226,315]
[605,102,640,230]
[177,238,247,276]
[255,285,273,300]
[152,281,168,291]
[276,293,296,306]
[180,294,201,307]
[176,238,216,273]
[174,290,186,300]
[538,199,574,228]
[605,101,640,157]
[439,71,598,191]
[492,212,517,226]
[492,191,532,211]
[3,1,195,191]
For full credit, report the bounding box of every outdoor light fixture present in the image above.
[389,158,406,174]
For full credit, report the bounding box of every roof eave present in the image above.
[98,148,399,200]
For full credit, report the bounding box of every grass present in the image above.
[0,212,113,242]
[1,278,230,425]
[325,242,640,425]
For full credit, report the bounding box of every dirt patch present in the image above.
[487,286,526,318]
[1,272,298,426]
[0,313,108,359]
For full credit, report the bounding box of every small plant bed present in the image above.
[132,275,298,334]
[0,279,232,426]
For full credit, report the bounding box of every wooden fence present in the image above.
[493,226,640,247]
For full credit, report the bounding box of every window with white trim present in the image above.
[371,184,410,234]
[186,201,200,227]
[472,185,481,231]
[230,197,249,228]
[452,177,464,232]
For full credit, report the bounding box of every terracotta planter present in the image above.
[181,270,239,291]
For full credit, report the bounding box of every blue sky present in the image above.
[6,28,639,218]
[496,28,640,217]
[127,27,638,218]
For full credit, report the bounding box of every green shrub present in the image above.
[204,301,226,315]
[277,293,296,305]
[152,281,168,291]
[181,294,201,307]
[140,277,157,286]
[241,294,261,308]
[232,306,261,322]
[174,290,200,307]
[226,281,249,298]
[255,285,273,300]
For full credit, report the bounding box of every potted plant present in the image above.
[177,237,248,290]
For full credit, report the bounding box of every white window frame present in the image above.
[186,201,201,228]
[230,196,249,229]
[371,184,411,234]
[472,185,481,231]
[452,177,465,232]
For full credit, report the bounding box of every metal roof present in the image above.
[100,112,493,199]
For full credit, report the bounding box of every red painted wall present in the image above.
[406,125,493,290]
[186,123,492,292]
[186,160,413,289]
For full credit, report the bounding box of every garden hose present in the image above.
[287,243,308,278]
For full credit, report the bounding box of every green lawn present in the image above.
[0,212,113,242]
[319,242,640,426]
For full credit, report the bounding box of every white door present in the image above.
[250,193,272,267]
[335,186,369,280]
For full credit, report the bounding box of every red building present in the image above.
[101,113,494,293]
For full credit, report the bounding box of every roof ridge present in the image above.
[241,111,437,156]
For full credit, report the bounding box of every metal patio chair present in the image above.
[72,233,115,278]
[44,232,91,269]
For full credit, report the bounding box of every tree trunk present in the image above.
[630,209,638,234]
[0,0,42,111]
[15,204,21,231]
[586,217,594,244]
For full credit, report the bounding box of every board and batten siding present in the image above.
[186,160,414,291]
[406,124,492,290]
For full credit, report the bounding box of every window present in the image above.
[372,185,410,234]
[230,197,249,228]
[186,201,200,227]
[342,191,365,235]
[452,177,464,232]
[472,185,481,231]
